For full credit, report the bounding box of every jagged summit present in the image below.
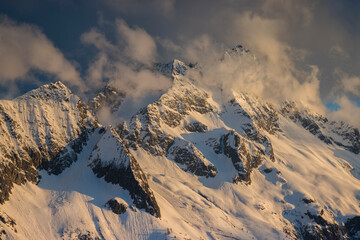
[16,81,75,102]
[156,58,189,78]
[230,44,250,55]
[221,44,252,60]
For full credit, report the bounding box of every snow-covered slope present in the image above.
[1,56,360,240]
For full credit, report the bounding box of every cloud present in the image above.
[81,28,117,54]
[329,46,349,59]
[0,16,83,92]
[260,0,314,26]
[83,53,109,89]
[107,63,171,100]
[327,69,360,127]
[183,11,324,113]
[329,96,360,128]
[81,19,171,101]
[82,20,157,65]
[333,69,360,97]
[116,19,157,65]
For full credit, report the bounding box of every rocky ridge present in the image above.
[281,101,360,154]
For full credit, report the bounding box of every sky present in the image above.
[0,0,359,127]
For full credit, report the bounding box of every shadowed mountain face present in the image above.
[0,56,360,239]
[88,127,161,218]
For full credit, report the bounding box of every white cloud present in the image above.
[107,63,171,101]
[0,17,83,90]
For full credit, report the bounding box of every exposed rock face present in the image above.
[105,198,128,214]
[88,127,161,218]
[155,59,190,78]
[300,211,344,240]
[282,195,349,240]
[214,130,273,184]
[0,211,17,236]
[166,138,217,177]
[345,216,360,239]
[118,104,175,156]
[282,101,360,154]
[0,81,97,203]
[77,233,101,240]
[184,121,208,132]
[227,95,280,136]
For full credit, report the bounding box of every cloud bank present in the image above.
[1,0,359,128]
[180,11,323,113]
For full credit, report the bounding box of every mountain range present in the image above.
[0,46,360,240]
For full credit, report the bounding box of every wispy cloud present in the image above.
[0,16,83,97]
[182,11,324,113]
[81,19,171,100]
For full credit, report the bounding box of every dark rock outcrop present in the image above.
[283,195,349,240]
[0,211,16,232]
[105,198,128,214]
[215,130,273,184]
[228,96,280,135]
[184,121,208,133]
[345,216,360,239]
[300,211,343,240]
[166,138,217,177]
